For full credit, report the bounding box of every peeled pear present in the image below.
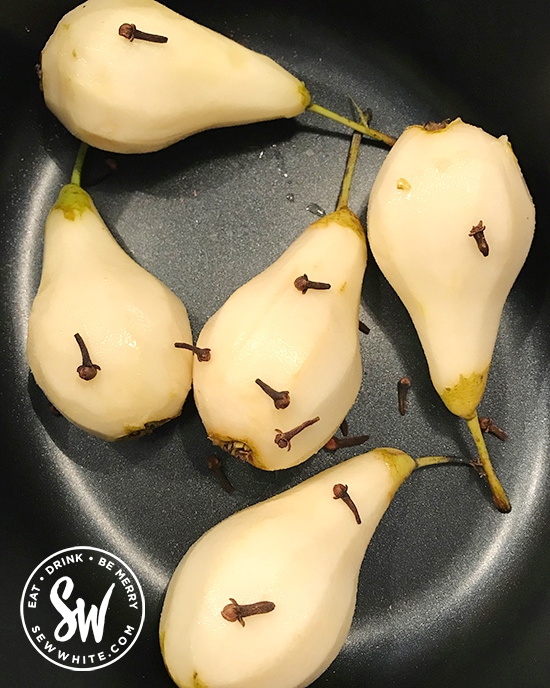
[367,118,535,511]
[192,134,367,470]
[40,0,394,154]
[160,447,448,688]
[26,144,194,440]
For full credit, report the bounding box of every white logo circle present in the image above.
[20,546,145,671]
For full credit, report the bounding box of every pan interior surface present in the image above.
[2,1,550,687]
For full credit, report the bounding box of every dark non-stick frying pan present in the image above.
[2,0,550,686]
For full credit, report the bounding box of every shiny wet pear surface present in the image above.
[160,448,416,688]
[367,118,535,414]
[192,207,367,470]
[27,183,194,440]
[40,0,310,153]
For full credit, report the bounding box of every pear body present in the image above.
[160,447,415,688]
[367,118,535,417]
[40,0,310,153]
[27,184,194,440]
[192,208,367,470]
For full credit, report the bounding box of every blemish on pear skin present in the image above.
[396,178,411,191]
[212,436,261,467]
[123,418,173,439]
[192,671,208,688]
[423,119,452,132]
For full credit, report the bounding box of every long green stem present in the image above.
[414,455,473,469]
[307,103,396,148]
[336,131,362,211]
[71,141,89,187]
[466,413,511,513]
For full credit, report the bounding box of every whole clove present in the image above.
[74,332,101,380]
[324,434,369,451]
[294,274,331,294]
[174,341,211,362]
[333,483,361,524]
[469,220,489,257]
[340,417,349,437]
[479,416,508,441]
[397,377,411,415]
[274,417,320,451]
[118,23,168,43]
[255,378,290,409]
[206,456,235,493]
[221,598,275,627]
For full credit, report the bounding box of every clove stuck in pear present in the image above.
[367,118,535,512]
[39,0,394,154]
[26,144,194,440]
[159,448,464,688]
[192,131,367,470]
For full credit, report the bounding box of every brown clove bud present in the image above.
[294,274,331,294]
[340,417,349,437]
[118,23,168,43]
[221,598,275,627]
[358,320,371,335]
[206,456,235,493]
[333,483,361,524]
[74,333,101,380]
[174,342,211,362]
[324,434,369,451]
[49,404,61,417]
[274,417,320,451]
[397,377,411,415]
[255,378,290,409]
[479,416,508,441]
[469,220,489,257]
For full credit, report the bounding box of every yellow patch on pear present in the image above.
[438,367,490,419]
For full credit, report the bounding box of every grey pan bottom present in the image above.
[2,0,550,686]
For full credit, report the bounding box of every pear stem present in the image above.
[71,141,89,187]
[414,455,473,469]
[307,103,396,147]
[336,130,362,211]
[466,413,511,513]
